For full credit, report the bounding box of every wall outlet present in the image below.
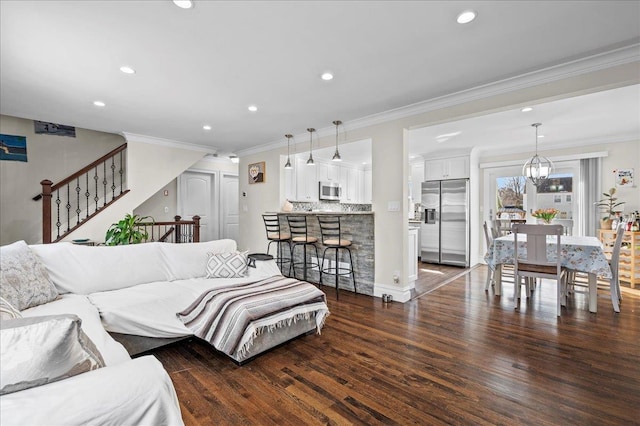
[393,271,400,284]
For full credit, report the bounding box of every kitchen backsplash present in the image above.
[291,201,372,212]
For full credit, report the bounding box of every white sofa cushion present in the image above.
[159,239,237,280]
[0,241,59,310]
[30,242,171,294]
[0,356,184,426]
[0,314,105,395]
[22,294,130,366]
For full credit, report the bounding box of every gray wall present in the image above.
[0,115,125,245]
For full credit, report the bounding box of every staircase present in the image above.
[35,136,207,244]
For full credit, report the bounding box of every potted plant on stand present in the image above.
[105,213,154,245]
[595,188,625,230]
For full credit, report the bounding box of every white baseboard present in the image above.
[374,282,413,303]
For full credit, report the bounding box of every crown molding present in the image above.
[121,132,215,154]
[236,43,640,158]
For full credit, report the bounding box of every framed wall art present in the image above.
[0,134,28,162]
[248,161,265,184]
[614,168,634,187]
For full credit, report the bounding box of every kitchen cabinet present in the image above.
[283,165,296,201]
[295,157,318,202]
[410,161,424,203]
[425,156,469,181]
[339,165,359,203]
[317,161,339,182]
[408,227,419,282]
[600,229,639,288]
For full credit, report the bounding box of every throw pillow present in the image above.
[0,241,59,310]
[206,251,248,278]
[0,314,105,395]
[0,297,22,321]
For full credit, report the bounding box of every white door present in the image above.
[221,174,239,241]
[179,172,217,242]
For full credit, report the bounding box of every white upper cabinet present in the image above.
[283,164,296,201]
[410,161,425,203]
[294,157,319,201]
[339,165,361,203]
[424,156,469,181]
[317,160,339,182]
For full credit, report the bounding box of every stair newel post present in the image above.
[174,215,182,243]
[193,215,201,243]
[41,179,53,244]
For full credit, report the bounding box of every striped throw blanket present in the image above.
[177,276,329,360]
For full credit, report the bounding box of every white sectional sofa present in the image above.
[0,238,329,425]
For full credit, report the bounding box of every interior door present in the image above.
[179,172,216,242]
[221,174,239,241]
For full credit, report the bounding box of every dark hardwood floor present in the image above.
[412,261,471,298]
[151,266,640,425]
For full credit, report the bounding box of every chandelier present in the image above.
[522,123,553,187]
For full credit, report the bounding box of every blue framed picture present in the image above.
[0,134,27,162]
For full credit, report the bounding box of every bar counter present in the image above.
[273,212,374,296]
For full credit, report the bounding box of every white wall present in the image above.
[0,115,125,245]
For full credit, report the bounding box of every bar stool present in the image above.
[262,214,292,276]
[317,216,356,299]
[286,215,320,282]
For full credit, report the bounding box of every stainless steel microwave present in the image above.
[319,181,341,201]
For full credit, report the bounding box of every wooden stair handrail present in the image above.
[52,143,127,191]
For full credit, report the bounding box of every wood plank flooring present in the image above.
[150,266,640,425]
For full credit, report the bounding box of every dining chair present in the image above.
[511,223,567,316]
[483,221,495,291]
[606,223,626,312]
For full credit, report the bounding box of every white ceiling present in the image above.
[1,1,639,157]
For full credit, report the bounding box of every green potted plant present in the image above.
[105,213,154,245]
[595,188,625,229]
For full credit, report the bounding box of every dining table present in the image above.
[484,233,612,313]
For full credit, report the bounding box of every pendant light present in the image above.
[284,134,293,169]
[523,123,553,187]
[332,120,342,162]
[306,128,316,166]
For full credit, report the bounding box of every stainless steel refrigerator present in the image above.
[420,179,469,267]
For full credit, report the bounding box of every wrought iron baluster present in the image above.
[85,173,90,219]
[75,177,81,225]
[94,167,99,212]
[111,156,116,200]
[103,162,107,207]
[55,189,62,240]
[66,185,71,232]
[119,151,124,195]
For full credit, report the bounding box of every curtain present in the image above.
[579,157,601,237]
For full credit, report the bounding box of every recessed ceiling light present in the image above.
[321,72,334,81]
[119,66,135,74]
[203,125,211,130]
[456,10,477,24]
[173,0,193,9]
[538,134,545,138]
[248,105,258,112]
[93,101,105,107]
[521,107,533,112]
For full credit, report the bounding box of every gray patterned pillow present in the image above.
[205,251,248,278]
[0,241,58,310]
[0,297,22,321]
[0,314,105,395]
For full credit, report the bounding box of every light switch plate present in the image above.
[387,201,400,212]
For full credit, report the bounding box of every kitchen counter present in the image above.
[276,211,373,215]
[273,212,374,295]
